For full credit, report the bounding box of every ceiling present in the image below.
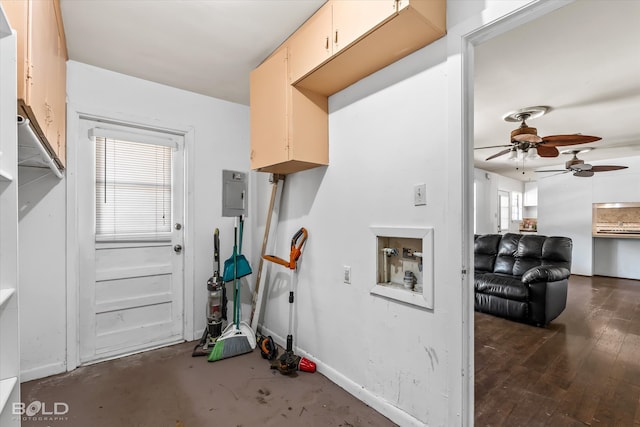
[59,1,640,182]
[59,0,326,105]
[474,0,640,181]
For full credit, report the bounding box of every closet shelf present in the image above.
[0,377,18,414]
[0,288,16,309]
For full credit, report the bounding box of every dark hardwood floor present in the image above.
[475,275,640,427]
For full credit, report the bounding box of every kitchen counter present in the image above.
[593,233,640,239]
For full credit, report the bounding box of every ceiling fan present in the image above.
[536,148,628,177]
[477,106,602,161]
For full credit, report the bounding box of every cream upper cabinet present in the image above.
[331,0,397,53]
[250,48,290,171]
[289,0,397,84]
[288,3,332,83]
[250,47,329,175]
[250,0,445,174]
[2,0,67,168]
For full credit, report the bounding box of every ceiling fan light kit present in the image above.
[477,105,604,164]
[527,147,540,159]
[536,148,629,178]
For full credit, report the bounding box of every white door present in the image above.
[498,190,510,234]
[77,118,185,363]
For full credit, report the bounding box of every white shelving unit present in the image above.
[0,4,20,426]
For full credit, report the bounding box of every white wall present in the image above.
[474,168,524,235]
[538,155,640,278]
[15,1,551,425]
[250,2,532,425]
[18,61,250,380]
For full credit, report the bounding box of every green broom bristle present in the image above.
[208,334,252,362]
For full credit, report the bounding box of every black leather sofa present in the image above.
[474,233,572,326]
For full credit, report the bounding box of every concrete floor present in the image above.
[20,341,396,427]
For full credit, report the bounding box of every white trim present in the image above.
[182,127,196,342]
[452,0,575,424]
[66,102,196,369]
[20,362,66,383]
[88,126,179,149]
[260,325,425,427]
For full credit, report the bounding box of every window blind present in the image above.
[95,136,172,240]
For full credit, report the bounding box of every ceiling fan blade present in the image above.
[535,169,568,173]
[536,145,559,157]
[541,134,602,146]
[591,165,628,172]
[538,171,570,179]
[574,170,595,177]
[475,144,512,150]
[485,148,511,161]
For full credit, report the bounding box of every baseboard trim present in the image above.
[20,361,66,383]
[259,325,425,427]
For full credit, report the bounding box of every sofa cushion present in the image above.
[475,293,528,320]
[512,235,546,276]
[494,233,521,275]
[522,266,571,284]
[541,237,573,270]
[474,273,528,301]
[474,234,502,272]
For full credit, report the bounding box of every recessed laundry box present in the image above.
[370,226,434,309]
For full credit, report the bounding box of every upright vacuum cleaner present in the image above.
[263,227,316,374]
[192,229,227,357]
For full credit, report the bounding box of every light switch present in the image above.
[414,184,426,206]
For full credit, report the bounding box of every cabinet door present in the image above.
[28,0,60,156]
[288,3,331,83]
[51,15,66,166]
[250,48,290,170]
[331,0,397,54]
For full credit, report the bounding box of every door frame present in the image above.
[66,104,196,371]
[456,0,573,423]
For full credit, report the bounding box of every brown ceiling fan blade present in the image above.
[475,144,513,150]
[535,169,568,173]
[536,145,559,157]
[591,165,628,172]
[485,148,512,161]
[541,135,602,146]
[574,170,595,177]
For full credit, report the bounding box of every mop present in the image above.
[208,216,256,361]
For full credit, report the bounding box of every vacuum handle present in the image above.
[214,228,220,273]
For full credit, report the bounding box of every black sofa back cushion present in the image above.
[541,236,573,270]
[480,233,573,277]
[474,234,502,272]
[513,235,547,276]
[494,233,520,274]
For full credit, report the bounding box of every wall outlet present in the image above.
[414,183,426,206]
[343,266,351,284]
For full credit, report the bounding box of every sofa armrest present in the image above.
[521,266,571,284]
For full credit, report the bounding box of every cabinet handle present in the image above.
[325,36,329,50]
[334,30,338,45]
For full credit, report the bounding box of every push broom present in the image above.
[209,216,256,361]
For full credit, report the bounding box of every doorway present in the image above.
[76,118,186,363]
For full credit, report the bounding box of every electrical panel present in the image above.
[222,170,247,217]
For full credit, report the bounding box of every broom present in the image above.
[209,216,256,361]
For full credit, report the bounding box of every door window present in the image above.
[95,136,172,241]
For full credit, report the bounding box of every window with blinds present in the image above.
[95,136,172,240]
